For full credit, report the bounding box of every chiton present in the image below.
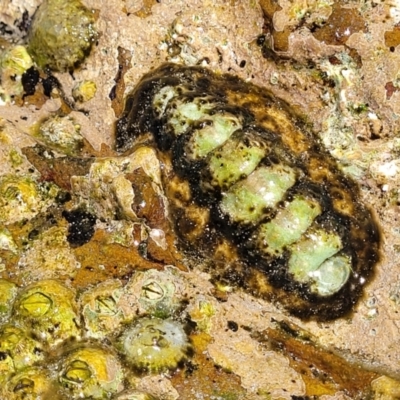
[116,63,380,321]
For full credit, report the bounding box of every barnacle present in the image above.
[370,376,400,399]
[116,317,192,373]
[32,115,84,156]
[80,279,128,339]
[12,279,81,348]
[72,80,97,103]
[116,63,381,320]
[187,297,216,333]
[16,225,81,282]
[58,345,124,399]
[0,45,33,103]
[0,325,45,382]
[0,175,59,225]
[27,0,97,71]
[1,367,57,400]
[125,268,187,319]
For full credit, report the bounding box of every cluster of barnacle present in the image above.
[0,268,193,399]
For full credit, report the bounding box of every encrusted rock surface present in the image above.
[1,0,400,398]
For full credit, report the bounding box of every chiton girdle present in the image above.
[116,63,381,321]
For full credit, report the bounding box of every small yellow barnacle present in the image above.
[126,268,187,319]
[0,46,33,76]
[58,345,124,399]
[1,367,58,400]
[0,174,59,225]
[0,324,45,382]
[0,228,18,253]
[0,45,33,103]
[12,280,81,348]
[187,298,216,333]
[72,80,97,103]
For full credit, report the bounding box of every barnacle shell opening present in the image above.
[117,317,192,373]
[80,279,126,339]
[12,280,81,347]
[131,268,187,318]
[1,367,57,400]
[58,346,124,399]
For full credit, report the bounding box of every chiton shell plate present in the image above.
[116,63,381,321]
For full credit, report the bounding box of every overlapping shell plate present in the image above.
[116,63,381,321]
